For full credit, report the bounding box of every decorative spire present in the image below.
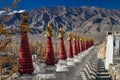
[67,32,72,40]
[73,34,77,40]
[20,14,30,34]
[58,27,67,60]
[67,32,73,58]
[45,23,55,65]
[80,36,84,51]
[82,36,86,51]
[73,34,78,55]
[79,36,82,53]
[77,35,80,53]
[58,27,64,38]
[18,14,34,75]
[22,14,27,22]
[56,28,69,72]
[79,36,82,41]
[45,23,53,37]
[83,37,88,50]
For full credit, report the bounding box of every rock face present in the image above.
[1,6,120,34]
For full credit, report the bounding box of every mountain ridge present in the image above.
[1,6,120,34]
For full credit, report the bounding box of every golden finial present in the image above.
[88,37,91,41]
[22,14,27,22]
[86,37,88,41]
[83,36,86,41]
[67,32,72,40]
[80,36,84,41]
[79,36,82,41]
[58,27,64,38]
[45,23,53,37]
[73,34,77,40]
[20,14,30,33]
[77,36,79,41]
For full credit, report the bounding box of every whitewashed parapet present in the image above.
[105,35,114,70]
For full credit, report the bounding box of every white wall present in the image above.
[105,35,113,69]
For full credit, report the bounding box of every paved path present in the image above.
[96,59,112,80]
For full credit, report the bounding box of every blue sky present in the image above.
[0,0,120,10]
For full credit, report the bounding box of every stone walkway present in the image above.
[96,59,112,80]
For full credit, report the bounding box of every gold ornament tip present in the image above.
[73,34,77,40]
[45,23,53,37]
[58,27,64,38]
[67,32,72,40]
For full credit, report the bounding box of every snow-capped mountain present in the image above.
[0,9,25,16]
[7,10,25,15]
[0,6,120,35]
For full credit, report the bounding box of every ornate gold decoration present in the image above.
[79,36,82,41]
[73,34,77,40]
[58,27,64,38]
[67,32,72,40]
[84,37,86,41]
[76,36,79,41]
[45,23,53,37]
[20,14,30,36]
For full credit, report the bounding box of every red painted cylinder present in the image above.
[77,40,80,53]
[73,40,78,55]
[67,40,73,58]
[84,40,87,50]
[82,40,85,51]
[79,40,82,52]
[18,34,34,75]
[58,38,67,60]
[87,40,90,48]
[45,37,55,65]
